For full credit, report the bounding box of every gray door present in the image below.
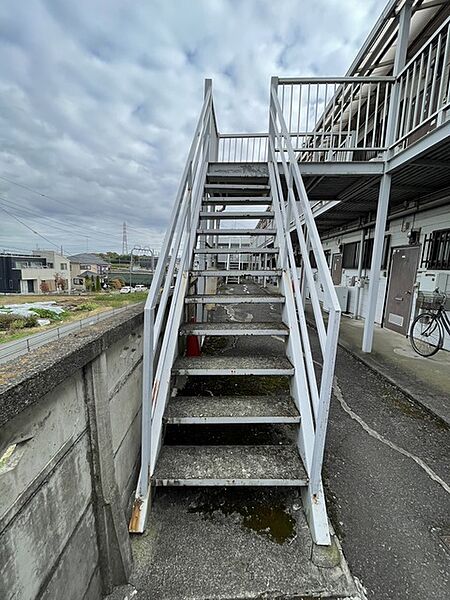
[384,246,420,335]
[331,253,342,285]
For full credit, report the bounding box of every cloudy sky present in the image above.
[0,0,384,255]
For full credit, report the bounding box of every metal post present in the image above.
[301,231,310,304]
[353,228,365,319]
[362,174,391,352]
[362,0,412,353]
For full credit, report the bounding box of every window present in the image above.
[47,262,53,268]
[421,229,450,270]
[81,264,91,270]
[362,235,390,270]
[309,250,317,269]
[60,263,67,270]
[342,242,360,269]
[342,236,390,270]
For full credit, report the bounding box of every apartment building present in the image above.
[294,0,450,351]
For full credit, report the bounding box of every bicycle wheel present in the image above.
[410,312,443,357]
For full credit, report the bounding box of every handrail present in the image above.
[276,77,394,161]
[278,76,395,84]
[131,84,215,531]
[393,16,450,147]
[269,77,341,497]
[397,14,450,79]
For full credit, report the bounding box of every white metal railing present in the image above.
[277,76,394,161]
[269,77,341,505]
[394,15,450,147]
[218,133,268,162]
[130,81,217,532]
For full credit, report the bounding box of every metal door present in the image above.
[331,253,342,285]
[384,246,420,335]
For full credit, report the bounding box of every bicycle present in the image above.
[409,290,450,357]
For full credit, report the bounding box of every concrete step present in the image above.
[173,355,294,376]
[202,197,272,205]
[196,228,276,236]
[179,322,289,336]
[165,395,300,424]
[152,445,308,486]
[185,294,284,304]
[193,247,278,254]
[190,269,281,277]
[199,211,274,220]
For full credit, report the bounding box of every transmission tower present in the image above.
[122,221,128,255]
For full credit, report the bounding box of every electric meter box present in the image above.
[419,271,450,293]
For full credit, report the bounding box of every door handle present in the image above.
[394,297,403,301]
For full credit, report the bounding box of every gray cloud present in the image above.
[0,0,384,253]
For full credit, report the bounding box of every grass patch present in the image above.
[31,308,64,321]
[74,302,97,312]
[0,291,146,345]
[0,313,39,330]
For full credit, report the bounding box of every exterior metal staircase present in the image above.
[130,79,341,546]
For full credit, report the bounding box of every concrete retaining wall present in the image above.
[0,304,144,600]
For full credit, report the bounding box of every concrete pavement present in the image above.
[110,282,360,600]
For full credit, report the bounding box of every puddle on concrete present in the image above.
[189,489,296,544]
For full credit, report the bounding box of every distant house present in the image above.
[0,250,71,294]
[68,253,110,290]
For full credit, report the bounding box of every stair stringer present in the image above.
[280,271,331,546]
[149,165,208,477]
[279,272,315,472]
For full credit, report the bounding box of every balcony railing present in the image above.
[276,77,394,162]
[394,15,450,149]
[215,16,450,166]
[218,133,268,162]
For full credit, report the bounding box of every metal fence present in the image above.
[217,133,268,162]
[394,15,450,148]
[276,76,394,161]
[0,304,139,364]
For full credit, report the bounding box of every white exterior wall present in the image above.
[316,203,450,350]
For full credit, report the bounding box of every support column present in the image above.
[353,228,365,319]
[362,174,391,351]
[362,0,412,353]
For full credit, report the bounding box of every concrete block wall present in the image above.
[0,304,144,600]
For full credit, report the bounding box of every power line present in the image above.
[0,204,60,250]
[0,173,155,237]
[0,196,123,243]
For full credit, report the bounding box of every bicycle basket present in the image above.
[416,291,446,311]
